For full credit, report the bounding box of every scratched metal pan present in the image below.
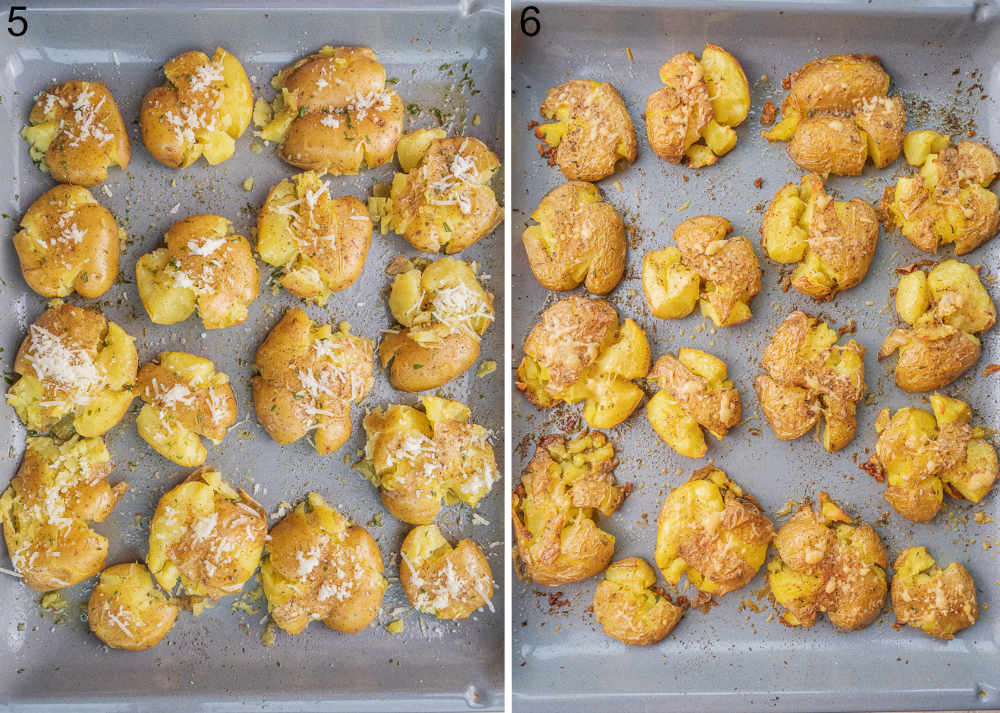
[511,1,1000,711]
[0,1,504,711]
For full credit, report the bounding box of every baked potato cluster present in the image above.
[512,432,626,586]
[399,524,494,620]
[252,308,374,455]
[642,215,762,327]
[645,348,741,458]
[891,546,978,640]
[136,351,238,467]
[761,173,879,299]
[768,492,888,631]
[260,492,386,635]
[88,563,179,650]
[21,80,130,186]
[535,80,637,181]
[257,171,372,304]
[255,45,403,174]
[379,256,494,392]
[646,44,750,168]
[136,214,259,330]
[863,393,998,523]
[764,54,905,176]
[140,46,253,168]
[880,135,1000,255]
[754,310,866,452]
[6,302,138,438]
[359,396,497,525]
[655,466,773,597]
[879,259,996,392]
[14,185,124,299]
[516,295,650,429]
[592,557,683,645]
[0,436,127,591]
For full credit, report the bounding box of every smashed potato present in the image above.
[768,492,888,631]
[6,302,137,437]
[136,214,259,330]
[14,185,124,299]
[140,46,252,168]
[399,524,494,620]
[646,44,750,167]
[646,348,741,458]
[655,466,773,597]
[880,136,1000,255]
[254,45,403,174]
[642,215,762,326]
[260,492,386,635]
[22,80,130,186]
[891,546,978,640]
[257,171,372,304]
[379,257,494,392]
[88,563,179,651]
[863,393,998,523]
[147,468,266,610]
[521,180,626,294]
[754,310,866,452]
[252,308,373,455]
[0,436,126,591]
[879,260,995,392]
[535,80,637,181]
[512,432,627,586]
[136,351,237,467]
[359,396,497,525]
[761,173,878,299]
[515,295,650,429]
[593,557,683,645]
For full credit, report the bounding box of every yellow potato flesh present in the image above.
[701,45,750,127]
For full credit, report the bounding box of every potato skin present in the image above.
[593,558,683,645]
[380,331,480,393]
[783,54,889,117]
[891,546,978,640]
[88,563,179,650]
[787,114,868,177]
[399,524,494,620]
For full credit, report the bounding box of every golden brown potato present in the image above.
[252,307,373,455]
[512,431,626,586]
[862,393,998,523]
[879,260,995,391]
[140,46,252,168]
[378,257,494,392]
[521,180,626,294]
[13,185,124,299]
[6,302,137,437]
[761,174,879,299]
[147,468,266,612]
[260,492,386,635]
[880,137,1000,255]
[136,351,237,467]
[136,214,259,330]
[0,436,126,591]
[359,396,497,526]
[399,524,494,620]
[646,44,750,167]
[592,557,683,645]
[645,348,741,458]
[535,80,637,181]
[754,310,866,451]
[786,113,869,177]
[515,295,650,429]
[768,492,888,631]
[254,46,403,174]
[88,563,179,651]
[21,80,130,186]
[257,171,372,304]
[655,466,773,597]
[891,546,978,640]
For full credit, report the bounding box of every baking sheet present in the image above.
[511,2,1000,711]
[0,2,505,711]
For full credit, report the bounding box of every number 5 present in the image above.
[8,6,27,36]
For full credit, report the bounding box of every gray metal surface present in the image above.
[511,2,1000,711]
[0,2,504,711]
